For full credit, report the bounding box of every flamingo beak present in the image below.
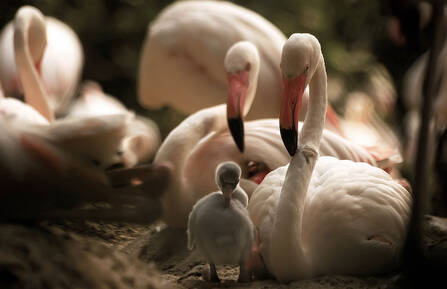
[280,73,306,156]
[221,182,235,208]
[227,70,249,152]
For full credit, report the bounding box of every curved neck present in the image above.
[243,62,260,117]
[154,104,228,227]
[14,12,54,123]
[271,55,327,281]
[299,57,327,148]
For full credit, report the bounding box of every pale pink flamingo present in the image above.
[0,6,55,123]
[248,33,411,282]
[67,81,161,167]
[0,5,83,117]
[138,0,341,131]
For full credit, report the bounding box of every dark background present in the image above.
[0,0,423,136]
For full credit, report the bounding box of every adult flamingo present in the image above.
[67,81,161,167]
[0,7,154,170]
[0,5,83,117]
[138,0,340,131]
[154,42,377,228]
[248,33,411,282]
[0,6,55,124]
[403,47,447,165]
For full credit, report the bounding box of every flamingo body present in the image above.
[0,97,49,125]
[67,82,161,167]
[247,33,411,282]
[249,156,411,280]
[138,0,285,120]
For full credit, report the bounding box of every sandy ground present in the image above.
[1,215,447,289]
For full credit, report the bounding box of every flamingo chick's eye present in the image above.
[245,62,251,71]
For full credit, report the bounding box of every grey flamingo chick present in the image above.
[187,161,254,282]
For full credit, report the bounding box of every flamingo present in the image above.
[0,5,83,117]
[0,6,55,123]
[154,42,380,228]
[0,118,109,199]
[338,91,403,172]
[0,7,133,170]
[247,33,411,282]
[138,0,340,131]
[187,161,254,282]
[67,81,161,167]
[403,46,447,166]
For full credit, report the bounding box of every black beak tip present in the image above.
[228,117,244,153]
[280,127,297,156]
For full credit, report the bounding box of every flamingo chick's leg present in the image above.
[207,263,220,282]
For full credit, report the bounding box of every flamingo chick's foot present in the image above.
[205,263,220,282]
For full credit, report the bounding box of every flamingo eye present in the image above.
[245,62,251,71]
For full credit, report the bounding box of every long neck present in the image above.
[154,104,227,227]
[243,62,260,117]
[14,14,54,123]
[271,55,327,281]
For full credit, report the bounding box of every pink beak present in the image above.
[227,70,249,152]
[280,72,306,156]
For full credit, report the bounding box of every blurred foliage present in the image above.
[0,0,420,138]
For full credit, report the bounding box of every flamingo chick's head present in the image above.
[225,41,260,153]
[279,33,321,156]
[215,161,242,207]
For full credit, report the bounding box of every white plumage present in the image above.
[0,6,83,116]
[0,97,49,125]
[154,41,377,228]
[138,0,284,120]
[248,33,412,282]
[67,81,161,167]
[249,156,411,281]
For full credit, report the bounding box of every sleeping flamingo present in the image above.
[154,42,379,228]
[187,161,254,282]
[0,6,153,170]
[0,6,55,123]
[67,81,161,167]
[138,0,340,131]
[0,5,83,117]
[247,33,411,282]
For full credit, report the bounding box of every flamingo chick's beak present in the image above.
[280,73,306,156]
[222,184,234,208]
[227,70,250,153]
